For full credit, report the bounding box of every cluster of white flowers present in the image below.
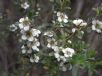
[52,46,75,71]
[53,47,66,62]
[9,15,90,70]
[92,20,102,33]
[44,31,57,48]
[43,31,75,65]
[30,54,40,63]
[62,48,75,58]
[10,16,41,63]
[19,18,41,62]
[57,12,68,24]
[72,19,87,33]
[21,29,41,41]
[53,46,75,62]
[9,1,100,73]
[73,19,87,27]
[47,38,57,48]
[18,17,30,31]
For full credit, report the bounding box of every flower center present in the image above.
[23,20,29,26]
[60,14,64,19]
[26,31,32,37]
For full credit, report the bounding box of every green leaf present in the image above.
[86,50,96,58]
[71,54,86,65]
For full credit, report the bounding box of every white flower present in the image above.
[54,53,60,58]
[52,46,59,52]
[62,47,75,57]
[28,36,34,41]
[30,57,34,63]
[54,52,61,61]
[26,38,40,51]
[30,55,39,63]
[47,43,52,48]
[72,28,77,33]
[32,43,40,51]
[47,38,57,48]
[18,23,23,29]
[21,34,27,40]
[19,17,29,23]
[73,19,83,26]
[44,31,54,37]
[32,38,40,46]
[20,28,41,41]
[80,22,87,26]
[21,45,26,54]
[54,53,66,62]
[31,38,40,51]
[18,17,30,31]
[10,24,17,31]
[73,19,87,26]
[23,26,30,31]
[92,20,102,33]
[53,47,67,62]
[57,12,68,23]
[22,49,26,54]
[21,30,34,41]
[68,40,72,44]
[60,56,67,62]
[34,55,40,63]
[32,29,41,37]
[54,47,67,62]
[32,46,39,51]
[21,2,29,9]
[81,31,84,34]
